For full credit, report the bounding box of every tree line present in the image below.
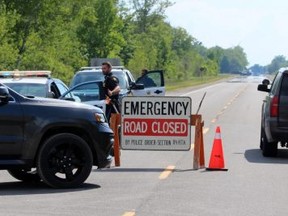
[0,0,253,84]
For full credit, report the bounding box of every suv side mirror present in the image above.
[0,86,10,103]
[257,84,270,92]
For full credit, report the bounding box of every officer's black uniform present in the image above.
[103,72,120,122]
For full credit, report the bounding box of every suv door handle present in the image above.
[154,90,162,94]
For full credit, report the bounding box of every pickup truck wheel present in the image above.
[261,128,278,157]
[37,133,93,188]
[8,169,41,182]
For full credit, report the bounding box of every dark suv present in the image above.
[0,84,113,188]
[258,69,288,157]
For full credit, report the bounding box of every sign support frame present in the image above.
[191,114,205,170]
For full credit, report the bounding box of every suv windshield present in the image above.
[71,71,129,90]
[4,83,46,97]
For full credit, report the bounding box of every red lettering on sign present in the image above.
[123,118,188,136]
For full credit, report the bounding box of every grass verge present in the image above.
[166,74,232,91]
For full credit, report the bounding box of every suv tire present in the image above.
[8,169,41,182]
[261,128,278,157]
[37,133,93,188]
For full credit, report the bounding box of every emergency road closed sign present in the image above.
[121,96,192,150]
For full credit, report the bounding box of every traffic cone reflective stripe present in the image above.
[206,126,228,171]
[214,130,221,139]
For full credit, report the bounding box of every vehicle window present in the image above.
[50,83,60,98]
[72,71,129,90]
[71,73,103,86]
[136,74,157,87]
[280,74,288,96]
[4,83,46,97]
[55,81,69,95]
[113,72,129,89]
[63,83,101,102]
[125,71,135,84]
[270,73,282,95]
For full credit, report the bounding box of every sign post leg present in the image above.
[199,121,205,168]
[191,114,205,169]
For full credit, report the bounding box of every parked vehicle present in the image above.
[0,84,114,188]
[65,67,165,113]
[0,71,69,98]
[258,68,288,156]
[70,66,165,97]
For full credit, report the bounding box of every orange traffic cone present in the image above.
[206,126,228,171]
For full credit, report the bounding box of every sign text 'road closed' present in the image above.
[121,96,192,150]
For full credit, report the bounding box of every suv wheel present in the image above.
[8,169,41,182]
[37,133,93,188]
[261,128,278,157]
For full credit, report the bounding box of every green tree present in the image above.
[249,64,266,75]
[267,55,288,74]
[117,0,136,65]
[220,46,248,73]
[171,27,195,56]
[77,0,125,60]
[4,0,44,68]
[0,0,247,84]
[0,4,18,69]
[2,0,89,82]
[207,46,224,65]
[130,0,172,33]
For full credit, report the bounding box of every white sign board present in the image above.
[121,96,192,150]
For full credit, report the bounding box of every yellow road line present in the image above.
[122,212,135,216]
[159,165,175,180]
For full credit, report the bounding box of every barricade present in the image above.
[109,94,212,170]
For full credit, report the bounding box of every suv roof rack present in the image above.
[0,70,51,78]
[80,66,125,71]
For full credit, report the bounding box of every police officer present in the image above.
[136,68,156,87]
[102,62,121,123]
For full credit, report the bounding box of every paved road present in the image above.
[1,75,288,216]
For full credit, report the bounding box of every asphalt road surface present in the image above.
[1,75,288,216]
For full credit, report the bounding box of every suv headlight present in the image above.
[94,113,107,123]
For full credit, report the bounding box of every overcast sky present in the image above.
[165,0,288,66]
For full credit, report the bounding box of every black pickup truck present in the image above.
[0,84,114,188]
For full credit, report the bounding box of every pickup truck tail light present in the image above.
[270,96,279,117]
